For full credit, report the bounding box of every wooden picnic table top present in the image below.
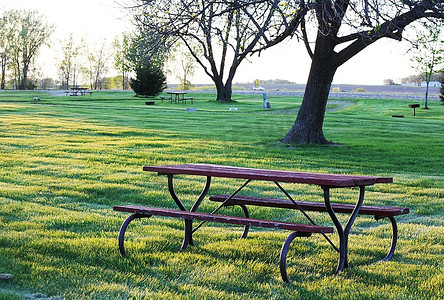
[143,164,393,187]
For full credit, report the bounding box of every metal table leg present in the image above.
[167,174,211,251]
[323,186,365,274]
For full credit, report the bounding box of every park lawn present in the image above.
[0,90,443,299]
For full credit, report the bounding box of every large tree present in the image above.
[4,10,54,90]
[253,0,443,144]
[266,0,443,144]
[137,0,443,143]
[131,0,292,102]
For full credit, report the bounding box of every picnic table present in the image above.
[114,164,408,282]
[66,87,92,96]
[162,91,193,103]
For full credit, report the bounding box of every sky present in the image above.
[1,0,416,85]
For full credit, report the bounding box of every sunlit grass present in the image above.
[0,90,443,299]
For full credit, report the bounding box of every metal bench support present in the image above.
[118,213,151,256]
[280,231,312,283]
[376,215,398,261]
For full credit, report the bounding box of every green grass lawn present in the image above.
[0,90,443,299]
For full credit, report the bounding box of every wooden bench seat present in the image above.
[114,205,333,233]
[182,97,194,103]
[209,194,409,262]
[209,194,409,217]
[114,205,333,283]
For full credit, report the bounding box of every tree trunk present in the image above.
[19,63,29,90]
[214,77,233,102]
[282,36,338,144]
[73,66,77,88]
[1,57,6,90]
[424,80,429,109]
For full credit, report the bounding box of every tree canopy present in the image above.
[0,9,54,90]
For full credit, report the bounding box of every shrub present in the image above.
[130,63,167,97]
[332,87,343,92]
[355,88,366,92]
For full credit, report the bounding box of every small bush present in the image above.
[130,63,167,97]
[332,87,343,92]
[355,88,366,92]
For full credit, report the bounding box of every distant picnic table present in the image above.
[114,164,409,283]
[65,87,92,96]
[160,91,193,103]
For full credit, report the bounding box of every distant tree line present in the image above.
[384,72,443,86]
[401,73,443,85]
[0,8,168,95]
[258,79,297,85]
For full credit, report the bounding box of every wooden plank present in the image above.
[209,195,409,217]
[143,164,392,187]
[113,205,333,233]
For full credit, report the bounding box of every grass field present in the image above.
[0,90,443,299]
